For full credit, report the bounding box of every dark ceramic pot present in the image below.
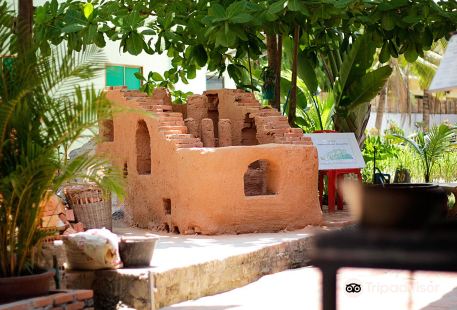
[0,270,54,303]
[361,183,448,229]
[119,236,159,267]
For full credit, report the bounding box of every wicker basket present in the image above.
[64,185,112,230]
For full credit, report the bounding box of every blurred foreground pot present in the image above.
[0,270,54,303]
[360,184,448,229]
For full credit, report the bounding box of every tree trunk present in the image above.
[266,34,278,106]
[18,0,34,54]
[288,25,299,126]
[274,34,282,110]
[375,84,387,132]
[266,34,282,111]
[424,170,430,183]
[422,91,431,131]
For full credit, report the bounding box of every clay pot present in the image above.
[0,270,54,303]
[119,236,159,267]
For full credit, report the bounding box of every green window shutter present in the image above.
[106,65,124,87]
[125,67,141,90]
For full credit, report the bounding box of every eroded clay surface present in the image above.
[97,87,322,234]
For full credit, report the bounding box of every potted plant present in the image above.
[393,164,411,183]
[0,9,124,302]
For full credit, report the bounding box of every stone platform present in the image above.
[65,210,352,310]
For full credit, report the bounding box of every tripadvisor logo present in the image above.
[346,282,362,293]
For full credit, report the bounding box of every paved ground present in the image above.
[163,267,457,310]
[112,208,353,272]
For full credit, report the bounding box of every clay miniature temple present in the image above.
[97,87,323,234]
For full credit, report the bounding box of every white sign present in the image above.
[304,133,365,170]
[429,34,457,92]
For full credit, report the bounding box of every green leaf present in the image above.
[404,43,419,62]
[230,13,252,24]
[191,45,208,67]
[288,0,306,12]
[83,3,94,19]
[134,72,146,81]
[209,3,226,18]
[84,24,98,44]
[151,72,163,81]
[35,6,48,24]
[227,64,243,82]
[402,15,421,24]
[379,42,390,63]
[297,51,318,95]
[334,34,368,105]
[227,1,248,18]
[141,29,156,36]
[126,32,144,55]
[348,65,393,109]
[215,28,236,47]
[94,32,106,48]
[187,67,197,80]
[381,14,395,31]
[268,0,286,14]
[388,40,398,58]
[61,24,85,33]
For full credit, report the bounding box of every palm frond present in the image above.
[0,26,124,276]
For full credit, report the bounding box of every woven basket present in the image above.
[64,185,112,230]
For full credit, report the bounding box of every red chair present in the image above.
[313,130,362,212]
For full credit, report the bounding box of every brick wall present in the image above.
[0,290,93,310]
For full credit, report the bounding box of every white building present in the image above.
[7,0,235,95]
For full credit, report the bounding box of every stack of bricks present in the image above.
[0,290,94,310]
[121,87,173,113]
[234,91,259,107]
[274,129,314,145]
[248,109,312,145]
[159,113,204,148]
[113,86,204,149]
[40,194,84,241]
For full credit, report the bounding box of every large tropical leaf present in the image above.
[297,50,318,95]
[346,65,392,109]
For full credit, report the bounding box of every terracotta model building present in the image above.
[97,87,323,234]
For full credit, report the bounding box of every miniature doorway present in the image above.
[206,93,220,140]
[136,120,151,175]
[241,114,258,146]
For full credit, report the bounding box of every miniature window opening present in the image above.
[101,119,114,142]
[123,162,128,178]
[244,160,276,196]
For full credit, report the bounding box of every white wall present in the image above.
[367,112,457,135]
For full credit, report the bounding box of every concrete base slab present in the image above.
[163,267,457,310]
[65,210,352,310]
